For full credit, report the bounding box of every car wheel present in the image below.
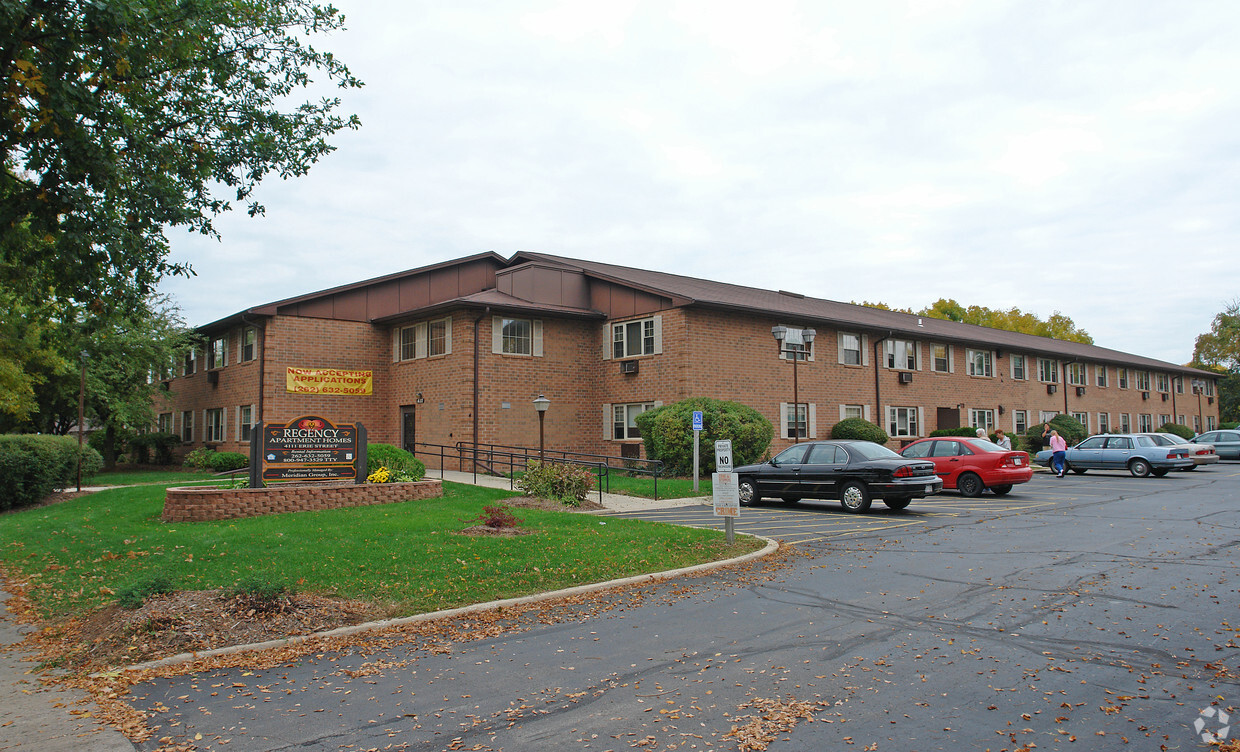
[883,498,911,511]
[1184,465,1198,471]
[1151,468,1169,477]
[1071,468,1087,475]
[1129,458,1152,478]
[839,481,872,513]
[990,484,1013,496]
[738,478,761,505]
[957,472,984,498]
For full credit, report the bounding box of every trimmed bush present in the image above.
[516,460,595,506]
[830,417,890,444]
[0,434,104,511]
[633,397,773,477]
[1158,423,1194,439]
[365,443,426,480]
[205,451,248,472]
[929,426,986,438]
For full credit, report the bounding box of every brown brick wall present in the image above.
[162,480,443,522]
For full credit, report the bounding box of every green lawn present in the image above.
[85,468,220,486]
[0,480,761,621]
[600,472,714,499]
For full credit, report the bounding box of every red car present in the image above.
[899,437,1033,496]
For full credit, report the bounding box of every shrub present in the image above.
[0,434,104,511]
[366,443,426,480]
[516,460,594,506]
[830,417,890,444]
[1222,422,1239,431]
[182,446,215,470]
[465,504,523,529]
[1157,423,1194,439]
[633,397,773,476]
[130,432,181,465]
[206,451,248,472]
[232,576,292,614]
[928,426,986,438]
[1024,414,1088,453]
[116,574,176,609]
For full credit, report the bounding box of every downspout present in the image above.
[473,307,491,451]
[1062,360,1070,415]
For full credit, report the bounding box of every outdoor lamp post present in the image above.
[771,326,816,443]
[77,350,89,492]
[533,394,551,461]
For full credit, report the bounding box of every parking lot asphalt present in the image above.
[111,464,1240,751]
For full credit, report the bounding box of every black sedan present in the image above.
[734,440,943,513]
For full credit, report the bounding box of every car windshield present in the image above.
[965,438,1007,452]
[846,442,904,461]
[1158,434,1188,444]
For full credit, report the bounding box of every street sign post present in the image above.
[692,410,704,492]
[712,439,737,543]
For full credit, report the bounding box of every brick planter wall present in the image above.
[162,480,443,522]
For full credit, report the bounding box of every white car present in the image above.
[1139,433,1219,470]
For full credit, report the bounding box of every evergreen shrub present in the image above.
[1157,423,1194,439]
[365,443,426,481]
[1023,414,1088,454]
[633,397,773,477]
[830,417,890,444]
[516,460,594,506]
[0,434,103,511]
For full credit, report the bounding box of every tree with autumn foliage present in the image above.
[854,298,1093,344]
[1192,300,1240,422]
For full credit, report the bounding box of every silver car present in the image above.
[1034,433,1194,477]
[1191,430,1240,460]
[1138,433,1218,470]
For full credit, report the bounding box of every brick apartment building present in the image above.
[156,252,1221,464]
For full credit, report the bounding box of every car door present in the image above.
[1215,431,1240,460]
[1099,436,1133,469]
[798,443,845,499]
[762,444,809,497]
[930,440,967,487]
[1066,436,1105,468]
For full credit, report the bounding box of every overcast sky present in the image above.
[159,0,1239,365]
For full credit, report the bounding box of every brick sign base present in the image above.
[162,480,443,522]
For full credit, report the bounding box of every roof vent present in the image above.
[777,290,805,299]
[917,318,924,327]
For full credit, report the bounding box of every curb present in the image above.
[103,534,781,676]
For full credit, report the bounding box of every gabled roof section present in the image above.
[371,288,604,324]
[511,252,1212,376]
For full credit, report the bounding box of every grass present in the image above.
[0,480,762,621]
[85,468,220,486]
[601,473,714,499]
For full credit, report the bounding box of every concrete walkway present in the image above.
[0,473,710,750]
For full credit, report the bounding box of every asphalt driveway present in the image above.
[124,466,1240,751]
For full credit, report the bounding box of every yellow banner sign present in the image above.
[286,367,373,396]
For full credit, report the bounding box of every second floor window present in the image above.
[1156,373,1169,392]
[1119,369,1129,389]
[1067,362,1086,386]
[839,333,862,366]
[967,349,992,377]
[885,339,917,370]
[1038,358,1058,383]
[183,348,197,376]
[1011,354,1027,380]
[613,318,657,358]
[242,327,257,362]
[209,336,227,369]
[399,325,419,361]
[1096,366,1108,388]
[1136,371,1151,391]
[931,344,949,373]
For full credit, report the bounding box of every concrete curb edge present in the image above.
[104,534,781,676]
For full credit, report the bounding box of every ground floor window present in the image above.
[1138,414,1153,432]
[1097,412,1110,433]
[1039,410,1058,424]
[888,406,919,437]
[181,410,194,443]
[1013,410,1027,435]
[238,405,254,443]
[613,402,654,440]
[1158,414,1171,427]
[1194,415,1202,432]
[1119,413,1131,433]
[970,408,994,431]
[1071,412,1088,431]
[785,403,807,439]
[1177,414,1186,426]
[158,412,172,434]
[205,408,225,443]
[1207,416,1216,431]
[841,404,864,420]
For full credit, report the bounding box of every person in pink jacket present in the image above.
[1049,429,1068,477]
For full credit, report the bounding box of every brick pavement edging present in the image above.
[161,480,443,522]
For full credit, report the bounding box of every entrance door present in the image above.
[401,406,417,454]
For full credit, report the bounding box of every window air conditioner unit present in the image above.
[898,371,913,384]
[1046,384,1057,394]
[620,360,638,374]
[1075,386,1085,397]
[1141,391,1150,400]
[207,370,219,385]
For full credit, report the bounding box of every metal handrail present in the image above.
[410,441,664,501]
[453,440,664,500]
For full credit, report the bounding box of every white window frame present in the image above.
[966,349,992,377]
[428,317,452,357]
[210,335,228,370]
[1136,371,1151,391]
[1118,369,1129,389]
[930,343,952,374]
[838,332,867,366]
[886,405,922,438]
[884,339,919,371]
[1175,377,1184,394]
[158,412,173,434]
[779,402,818,440]
[241,327,257,362]
[1037,358,1058,383]
[1071,411,1088,431]
[1158,414,1171,427]
[1013,409,1028,435]
[238,405,254,443]
[1138,413,1153,432]
[1119,413,1132,433]
[183,348,197,376]
[970,408,995,431]
[610,316,663,359]
[1096,365,1108,388]
[611,402,656,440]
[1207,416,1216,431]
[1194,415,1202,432]
[1097,412,1110,433]
[839,404,869,421]
[1067,362,1086,387]
[397,324,422,362]
[1156,373,1169,392]
[1039,410,1058,424]
[205,408,225,443]
[1011,354,1027,381]
[493,316,543,357]
[181,410,194,442]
